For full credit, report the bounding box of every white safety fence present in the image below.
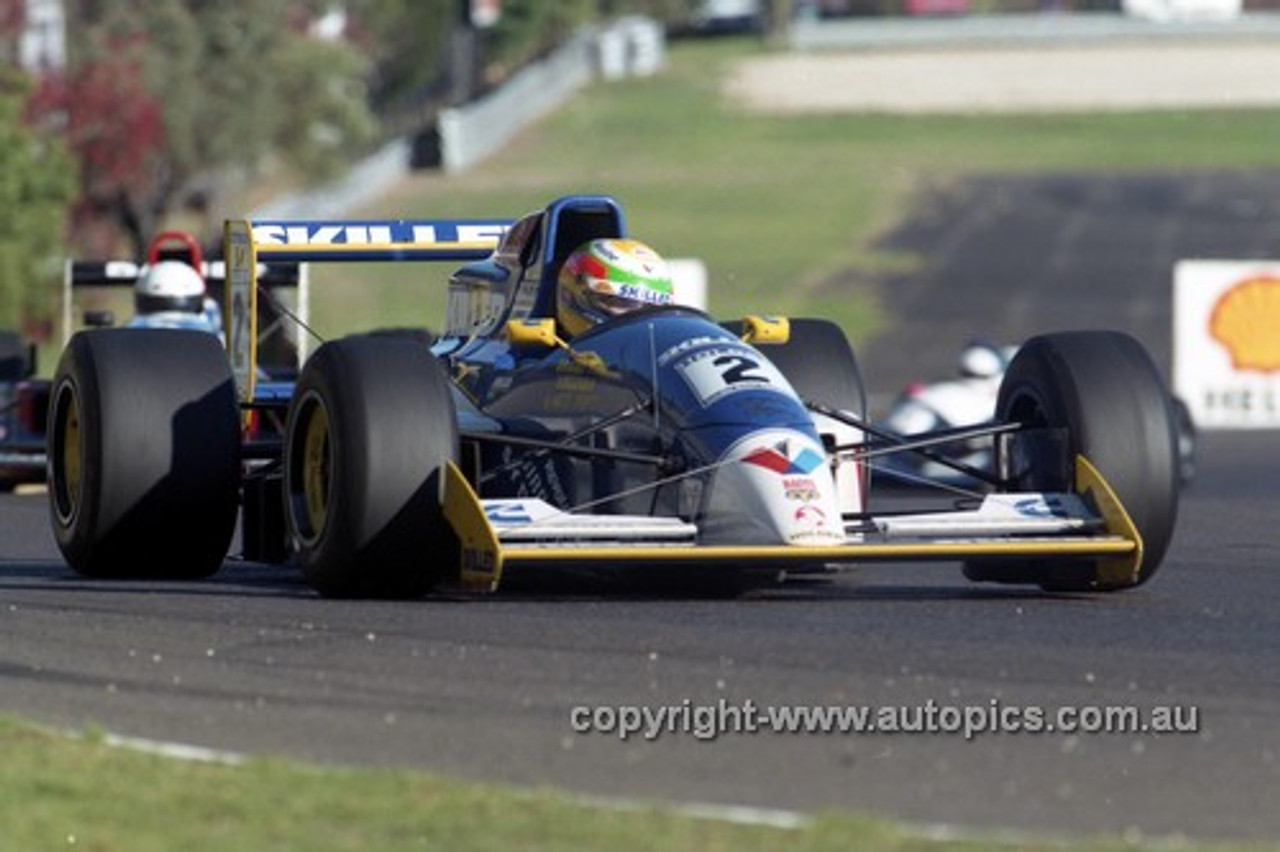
[251,17,665,221]
[439,17,664,174]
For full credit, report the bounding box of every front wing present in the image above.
[443,456,1142,593]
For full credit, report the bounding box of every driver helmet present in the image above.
[956,339,1006,379]
[556,238,674,338]
[135,260,207,315]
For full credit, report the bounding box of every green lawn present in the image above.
[2,716,1267,852]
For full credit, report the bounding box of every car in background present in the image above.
[806,0,969,17]
[878,341,1197,489]
[688,0,763,33]
[64,230,307,378]
[0,232,309,492]
[0,330,47,491]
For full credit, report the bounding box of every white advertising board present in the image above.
[668,258,708,311]
[1174,260,1280,429]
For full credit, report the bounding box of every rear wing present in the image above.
[224,218,511,402]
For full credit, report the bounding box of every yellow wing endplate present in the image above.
[224,220,257,404]
[443,461,504,593]
[1074,455,1144,586]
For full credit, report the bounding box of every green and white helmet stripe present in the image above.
[579,239,673,303]
[558,238,675,336]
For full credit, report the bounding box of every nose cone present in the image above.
[702,429,845,546]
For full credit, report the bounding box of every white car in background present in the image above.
[1123,0,1240,21]
[879,341,1197,489]
[690,0,763,32]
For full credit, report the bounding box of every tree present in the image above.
[347,0,455,116]
[269,30,377,179]
[29,43,167,257]
[483,0,597,82]
[43,0,678,259]
[0,68,74,331]
[50,0,377,257]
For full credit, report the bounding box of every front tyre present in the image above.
[284,335,459,599]
[964,331,1179,591]
[47,329,240,578]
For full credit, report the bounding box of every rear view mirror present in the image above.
[506,318,560,349]
[740,315,790,344]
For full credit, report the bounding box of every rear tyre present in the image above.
[47,329,240,578]
[284,334,459,599]
[963,331,1179,591]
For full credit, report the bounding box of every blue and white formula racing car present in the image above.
[45,195,1181,597]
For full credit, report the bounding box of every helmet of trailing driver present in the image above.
[556,238,674,338]
[956,340,1006,379]
[134,260,207,315]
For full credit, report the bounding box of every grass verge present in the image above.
[1,715,1267,852]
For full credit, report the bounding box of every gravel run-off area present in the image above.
[725,41,1280,113]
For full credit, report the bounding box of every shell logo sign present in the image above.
[1209,276,1280,372]
[1175,261,1280,428]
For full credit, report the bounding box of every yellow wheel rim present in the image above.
[53,385,82,525]
[301,402,331,540]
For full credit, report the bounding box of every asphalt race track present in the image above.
[4,171,1280,842]
[859,170,1280,395]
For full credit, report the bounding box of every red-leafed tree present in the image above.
[41,0,377,259]
[29,42,167,257]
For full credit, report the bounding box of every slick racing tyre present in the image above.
[284,334,459,599]
[963,331,1179,591]
[48,329,240,579]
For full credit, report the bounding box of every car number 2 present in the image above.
[675,346,794,406]
[715,353,770,385]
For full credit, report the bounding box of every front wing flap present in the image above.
[441,456,1142,593]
